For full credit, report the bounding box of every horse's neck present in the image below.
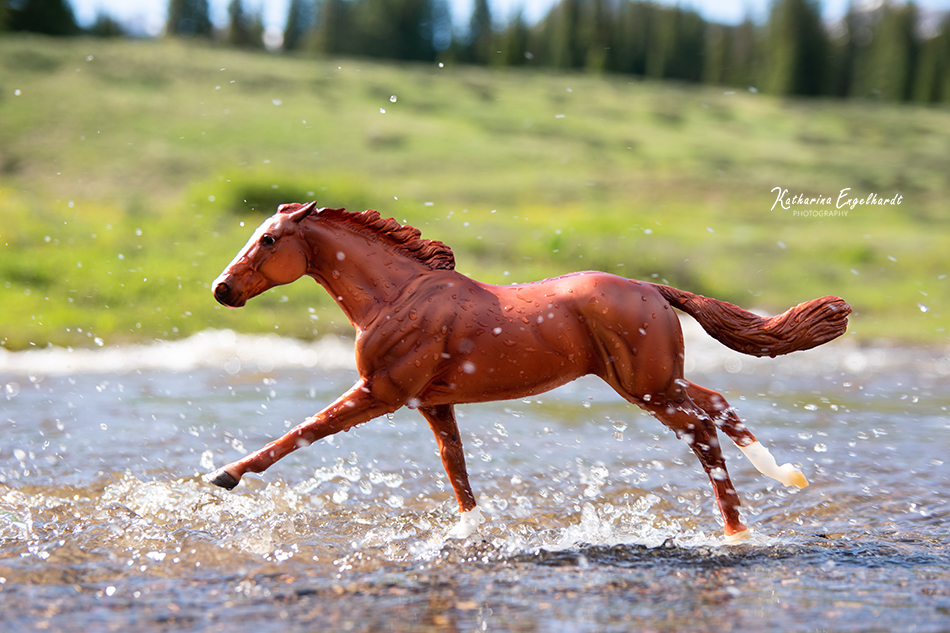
[302,222,429,327]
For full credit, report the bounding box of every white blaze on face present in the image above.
[221,217,276,272]
[739,441,809,488]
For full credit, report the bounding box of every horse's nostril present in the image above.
[213,281,230,302]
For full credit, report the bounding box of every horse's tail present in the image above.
[652,284,851,358]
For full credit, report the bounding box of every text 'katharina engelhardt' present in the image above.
[771,187,902,217]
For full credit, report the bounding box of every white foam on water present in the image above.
[0,329,356,377]
[1,319,946,380]
[0,486,33,541]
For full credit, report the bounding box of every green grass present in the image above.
[1,35,947,350]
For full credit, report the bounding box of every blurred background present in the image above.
[1,0,948,350]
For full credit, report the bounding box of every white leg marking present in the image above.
[446,506,483,539]
[739,441,809,488]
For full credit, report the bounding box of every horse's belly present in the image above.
[420,363,589,406]
[418,327,595,406]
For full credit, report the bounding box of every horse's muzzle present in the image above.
[213,279,244,308]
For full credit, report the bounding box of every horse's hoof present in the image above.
[787,468,809,489]
[447,506,483,539]
[724,528,752,544]
[208,468,240,490]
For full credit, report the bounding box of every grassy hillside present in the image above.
[1,35,947,350]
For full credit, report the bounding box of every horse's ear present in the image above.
[287,201,319,223]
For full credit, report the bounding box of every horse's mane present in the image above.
[287,204,456,271]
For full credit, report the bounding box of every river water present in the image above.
[1,322,948,632]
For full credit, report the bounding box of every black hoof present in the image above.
[208,468,240,490]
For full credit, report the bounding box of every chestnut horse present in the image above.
[210,202,850,540]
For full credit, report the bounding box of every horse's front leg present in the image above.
[419,404,482,539]
[208,379,394,490]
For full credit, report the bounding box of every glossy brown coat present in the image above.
[210,203,851,537]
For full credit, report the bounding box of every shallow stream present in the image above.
[1,323,948,631]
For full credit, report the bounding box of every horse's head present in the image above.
[212,202,318,308]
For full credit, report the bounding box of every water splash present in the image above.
[0,330,355,376]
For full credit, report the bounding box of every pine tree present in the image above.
[611,1,651,76]
[228,0,258,48]
[764,0,828,96]
[92,12,125,37]
[869,2,918,101]
[828,3,859,97]
[669,8,705,81]
[704,23,728,85]
[284,0,315,52]
[582,0,612,72]
[308,0,351,56]
[645,6,677,79]
[392,0,439,61]
[467,0,493,64]
[166,0,212,37]
[912,14,950,103]
[6,0,80,35]
[551,0,581,69]
[345,0,438,61]
[497,10,528,66]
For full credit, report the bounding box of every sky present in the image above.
[71,0,950,38]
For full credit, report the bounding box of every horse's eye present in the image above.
[261,235,276,246]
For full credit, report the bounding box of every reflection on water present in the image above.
[1,326,948,631]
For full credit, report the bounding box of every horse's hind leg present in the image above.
[642,396,748,538]
[686,381,808,489]
[684,382,756,447]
